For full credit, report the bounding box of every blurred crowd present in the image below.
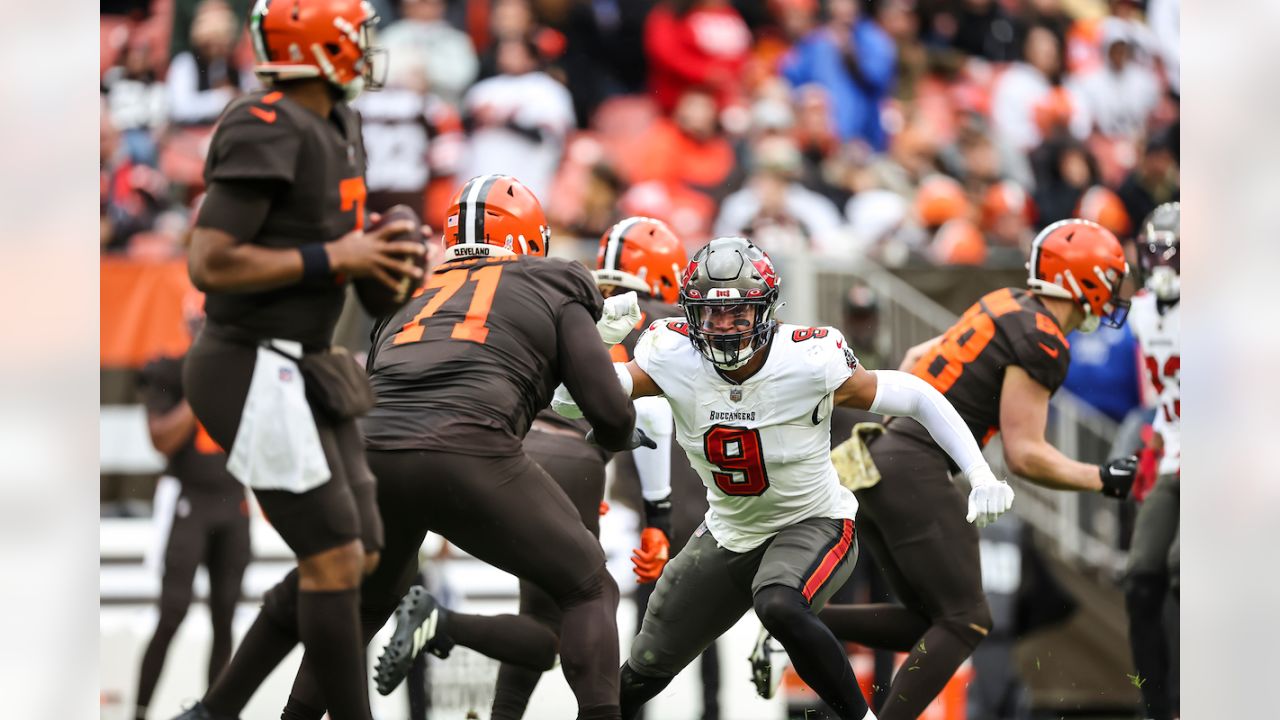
[101,0,1179,270]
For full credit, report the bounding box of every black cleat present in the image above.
[168,702,240,720]
[375,585,455,695]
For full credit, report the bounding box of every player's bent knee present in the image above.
[298,539,365,591]
[555,565,610,609]
[753,585,810,633]
[938,601,992,651]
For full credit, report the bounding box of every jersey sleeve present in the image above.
[823,328,859,394]
[526,257,605,321]
[633,317,688,393]
[793,326,857,394]
[137,357,184,415]
[204,98,302,184]
[1003,309,1071,392]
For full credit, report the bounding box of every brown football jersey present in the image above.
[533,293,683,436]
[200,90,369,346]
[893,287,1071,449]
[364,254,605,455]
[138,355,242,497]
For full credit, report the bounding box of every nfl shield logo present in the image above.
[279,367,293,382]
[729,387,743,402]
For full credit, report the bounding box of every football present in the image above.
[355,204,425,317]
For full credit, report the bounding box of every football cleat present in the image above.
[168,701,240,720]
[748,626,790,700]
[374,585,455,696]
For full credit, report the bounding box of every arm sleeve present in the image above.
[632,397,674,501]
[196,179,279,243]
[869,369,987,476]
[557,302,637,451]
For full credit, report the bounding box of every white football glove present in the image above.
[598,291,642,346]
[550,383,583,419]
[965,464,1014,528]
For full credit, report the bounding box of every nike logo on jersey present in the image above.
[1038,342,1059,358]
[249,106,277,124]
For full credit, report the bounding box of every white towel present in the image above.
[226,341,331,493]
[145,475,182,577]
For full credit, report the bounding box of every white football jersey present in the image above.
[634,318,860,552]
[1129,291,1180,475]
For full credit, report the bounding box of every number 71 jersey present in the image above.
[634,319,861,552]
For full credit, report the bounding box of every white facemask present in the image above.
[1148,266,1180,302]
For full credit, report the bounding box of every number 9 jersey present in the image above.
[634,318,861,552]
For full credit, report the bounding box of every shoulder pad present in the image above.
[206,93,302,184]
[523,256,604,321]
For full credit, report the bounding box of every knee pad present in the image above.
[262,569,300,631]
[1126,572,1167,614]
[937,600,992,652]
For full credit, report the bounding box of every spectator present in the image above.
[101,37,167,167]
[939,111,1036,192]
[929,218,987,266]
[631,88,738,200]
[780,0,896,151]
[1076,185,1133,239]
[990,24,1089,152]
[1117,132,1180,231]
[644,0,752,113]
[101,111,170,253]
[713,136,847,257]
[1147,0,1180,96]
[840,282,885,370]
[1030,134,1098,226]
[952,0,1021,63]
[166,0,247,126]
[564,163,628,241]
[980,180,1036,266]
[914,173,973,230]
[352,82,464,219]
[378,0,480,106]
[1071,19,1160,143]
[459,36,576,199]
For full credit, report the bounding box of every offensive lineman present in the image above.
[782,219,1140,720]
[173,1,426,718]
[487,216,688,720]
[280,175,647,720]
[1124,202,1181,720]
[555,237,1011,720]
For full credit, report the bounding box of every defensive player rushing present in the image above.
[1124,202,1181,720]
[487,216,686,720]
[133,339,250,720]
[173,1,426,719]
[553,237,1009,720]
[773,219,1140,720]
[279,175,647,720]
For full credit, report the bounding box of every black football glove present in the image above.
[585,426,657,451]
[642,495,674,540]
[1099,456,1138,499]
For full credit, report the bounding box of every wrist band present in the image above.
[300,243,332,282]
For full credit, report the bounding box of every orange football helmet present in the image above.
[1074,185,1131,238]
[442,175,550,260]
[1027,219,1130,331]
[249,0,385,100]
[594,217,688,304]
[915,174,972,229]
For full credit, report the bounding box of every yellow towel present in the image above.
[831,422,887,492]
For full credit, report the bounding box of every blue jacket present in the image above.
[1062,323,1143,423]
[781,22,897,151]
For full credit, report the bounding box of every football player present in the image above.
[279,175,647,720]
[793,219,1140,720]
[174,2,424,719]
[134,304,249,720]
[1124,202,1181,720]
[554,236,1008,720]
[487,216,687,720]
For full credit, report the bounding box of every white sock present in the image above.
[863,709,877,720]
